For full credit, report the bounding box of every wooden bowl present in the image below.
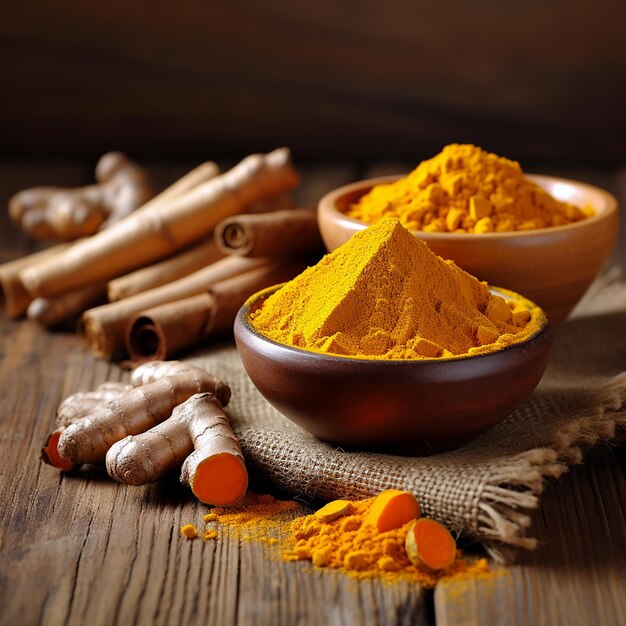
[234,286,553,455]
[318,175,619,324]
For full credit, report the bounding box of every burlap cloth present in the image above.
[192,269,626,562]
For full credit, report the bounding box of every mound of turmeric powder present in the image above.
[184,491,493,588]
[250,217,544,360]
[347,144,593,233]
[284,496,490,588]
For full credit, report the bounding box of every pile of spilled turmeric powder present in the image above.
[250,217,544,359]
[181,491,491,588]
[347,143,593,233]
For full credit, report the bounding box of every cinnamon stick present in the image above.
[27,282,107,328]
[2,162,220,316]
[144,161,220,209]
[80,256,269,359]
[20,149,298,298]
[107,239,224,301]
[215,208,322,257]
[0,244,70,317]
[126,261,305,362]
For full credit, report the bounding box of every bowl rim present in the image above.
[237,283,551,367]
[318,173,619,239]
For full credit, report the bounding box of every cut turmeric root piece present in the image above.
[405,518,457,571]
[191,452,248,507]
[314,499,353,523]
[364,489,421,532]
[41,431,77,472]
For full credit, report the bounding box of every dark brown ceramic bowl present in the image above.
[234,285,553,455]
[318,174,619,324]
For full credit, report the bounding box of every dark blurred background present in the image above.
[1,0,625,164]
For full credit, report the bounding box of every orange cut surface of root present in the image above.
[364,489,421,532]
[41,431,76,472]
[191,453,248,506]
[406,518,457,571]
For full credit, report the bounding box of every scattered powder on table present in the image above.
[206,492,302,544]
[250,217,544,359]
[183,492,494,588]
[283,496,490,588]
[347,143,593,233]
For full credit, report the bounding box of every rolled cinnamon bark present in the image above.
[81,256,268,359]
[27,282,107,328]
[107,239,224,301]
[2,163,220,317]
[0,244,70,317]
[144,161,220,209]
[215,208,322,257]
[127,293,214,362]
[20,149,299,298]
[126,261,305,362]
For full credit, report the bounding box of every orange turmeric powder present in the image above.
[284,494,487,587]
[250,217,544,360]
[347,143,593,233]
[182,492,491,588]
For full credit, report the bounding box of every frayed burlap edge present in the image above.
[475,372,626,562]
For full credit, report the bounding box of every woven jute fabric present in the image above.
[192,270,626,562]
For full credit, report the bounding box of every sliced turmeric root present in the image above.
[315,500,353,523]
[41,431,77,472]
[107,392,248,506]
[364,489,421,532]
[405,518,457,571]
[190,452,249,507]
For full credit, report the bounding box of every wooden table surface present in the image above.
[0,159,625,626]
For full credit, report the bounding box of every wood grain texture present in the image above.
[434,448,626,626]
[0,160,625,626]
[1,2,625,161]
[0,320,428,626]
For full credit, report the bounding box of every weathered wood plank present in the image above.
[0,318,429,626]
[434,447,626,626]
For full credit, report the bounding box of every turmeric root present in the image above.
[47,361,230,467]
[364,489,421,532]
[9,152,155,241]
[405,518,457,571]
[314,500,352,522]
[56,381,134,426]
[107,392,248,506]
[41,381,132,471]
[20,148,299,298]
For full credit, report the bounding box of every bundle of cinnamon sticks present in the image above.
[1,148,324,364]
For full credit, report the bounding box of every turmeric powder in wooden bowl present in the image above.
[234,218,552,454]
[318,144,619,324]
